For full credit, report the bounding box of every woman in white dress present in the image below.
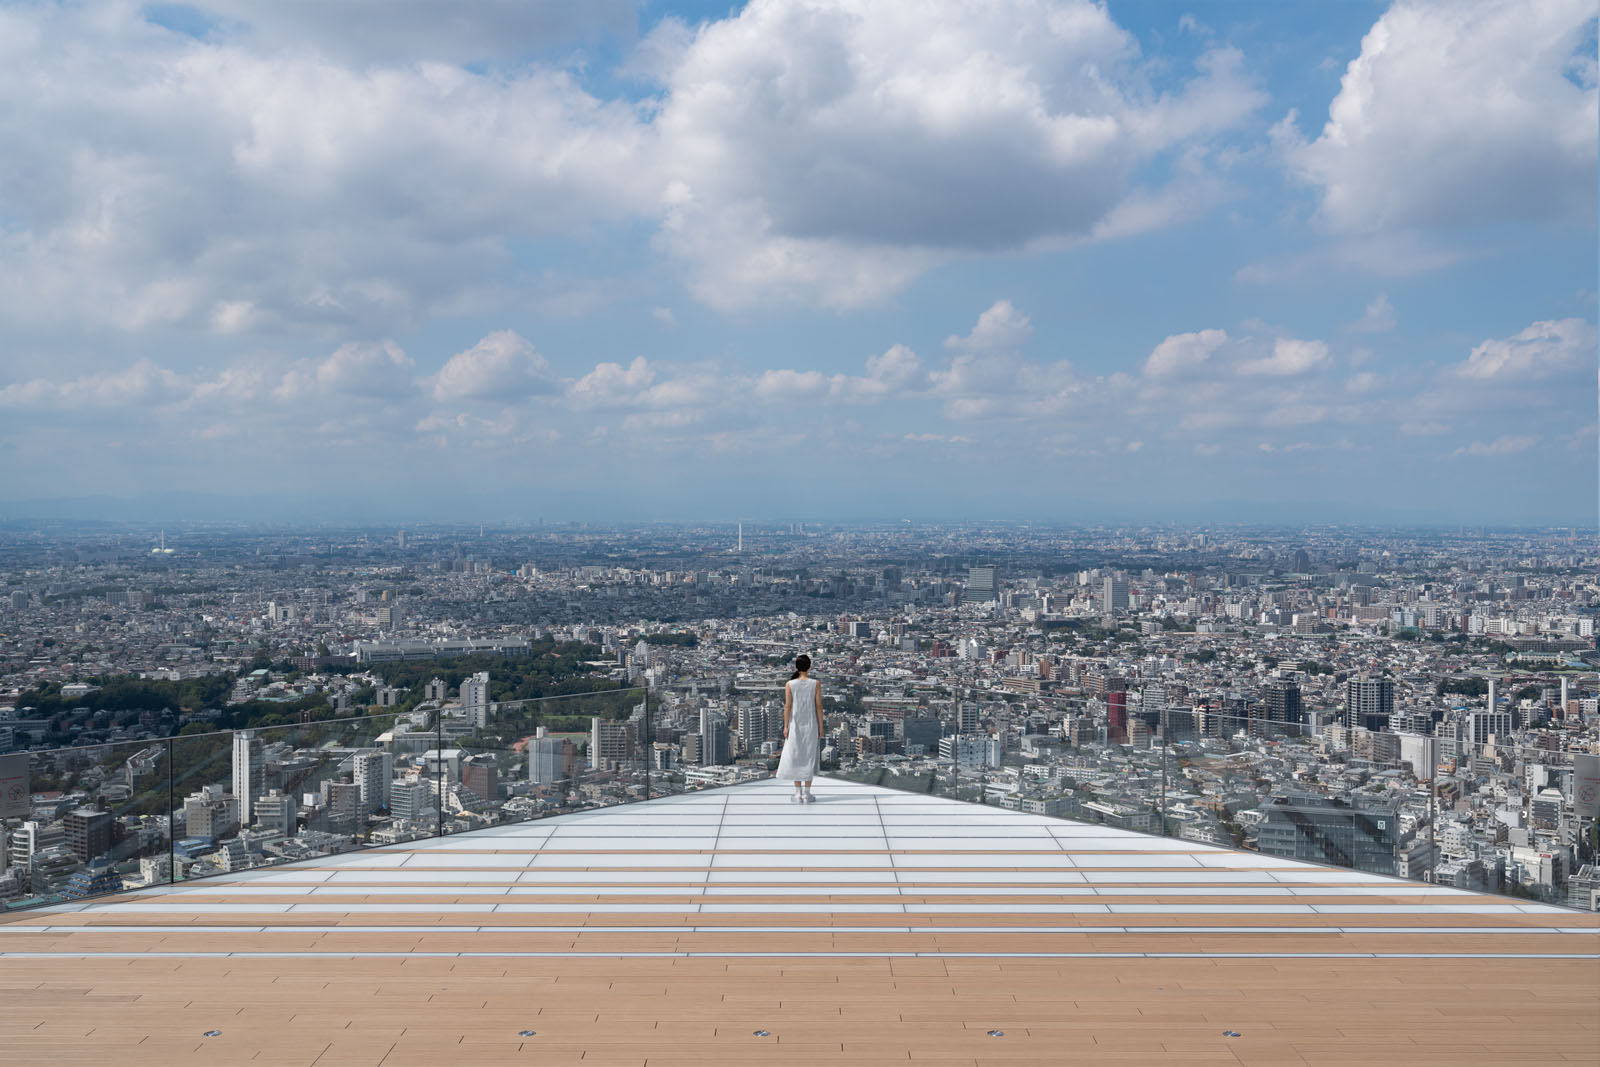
[775,654,822,802]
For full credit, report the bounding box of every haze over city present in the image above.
[0,0,1594,523]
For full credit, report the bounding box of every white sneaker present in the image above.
[790,792,803,803]
[803,792,816,803]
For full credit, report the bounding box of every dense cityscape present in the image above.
[3,520,1596,913]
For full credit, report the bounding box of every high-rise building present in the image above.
[590,717,634,770]
[1102,577,1129,613]
[232,729,262,825]
[390,779,432,822]
[255,790,297,835]
[8,821,63,869]
[62,808,114,864]
[530,736,577,787]
[1345,675,1394,731]
[1107,690,1128,744]
[353,750,394,814]
[461,754,499,805]
[903,717,941,754]
[182,786,239,839]
[320,781,363,832]
[699,709,731,766]
[962,566,998,604]
[1261,681,1303,733]
[1466,710,1513,746]
[957,703,981,735]
[461,671,490,728]
[1291,549,1311,573]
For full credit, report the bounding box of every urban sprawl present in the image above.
[2,522,1597,914]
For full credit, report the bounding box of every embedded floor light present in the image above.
[1222,1030,1242,1038]
[203,1030,222,1038]
[986,1030,1005,1037]
[752,1030,771,1037]
[518,1030,537,1037]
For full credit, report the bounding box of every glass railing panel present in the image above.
[449,688,649,832]
[2,737,175,910]
[830,704,1588,913]
[168,710,422,883]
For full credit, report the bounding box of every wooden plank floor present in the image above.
[3,778,1596,1066]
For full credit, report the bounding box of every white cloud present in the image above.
[1281,0,1598,232]
[1453,435,1538,456]
[568,357,659,409]
[1453,318,1596,380]
[651,306,677,327]
[1238,338,1330,377]
[431,331,558,403]
[0,360,188,411]
[945,301,1034,353]
[274,341,416,401]
[1348,292,1396,333]
[0,3,655,334]
[1143,328,1228,377]
[755,369,831,401]
[650,0,1264,308]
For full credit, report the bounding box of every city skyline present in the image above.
[0,0,1594,523]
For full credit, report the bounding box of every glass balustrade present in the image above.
[0,687,650,914]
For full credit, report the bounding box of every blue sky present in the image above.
[0,0,1594,524]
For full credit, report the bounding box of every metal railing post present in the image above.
[167,737,175,886]
[643,687,652,802]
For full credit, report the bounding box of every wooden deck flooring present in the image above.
[3,778,1595,1065]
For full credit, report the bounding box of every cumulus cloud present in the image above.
[650,0,1264,308]
[1238,338,1330,376]
[945,301,1034,353]
[1140,329,1330,379]
[1280,0,1598,232]
[568,357,659,409]
[0,3,654,334]
[0,0,1273,331]
[1453,318,1596,380]
[0,360,188,411]
[755,369,830,401]
[829,344,928,402]
[431,331,558,403]
[274,341,416,401]
[1143,328,1228,377]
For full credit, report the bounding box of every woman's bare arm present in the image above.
[783,682,792,737]
[814,682,823,735]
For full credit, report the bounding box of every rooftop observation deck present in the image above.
[2,777,1596,1066]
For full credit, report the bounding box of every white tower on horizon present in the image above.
[737,523,743,553]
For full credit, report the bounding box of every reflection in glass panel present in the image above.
[3,739,174,908]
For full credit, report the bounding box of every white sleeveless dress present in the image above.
[775,678,821,780]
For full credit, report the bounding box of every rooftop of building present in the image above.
[2,777,1596,1066]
